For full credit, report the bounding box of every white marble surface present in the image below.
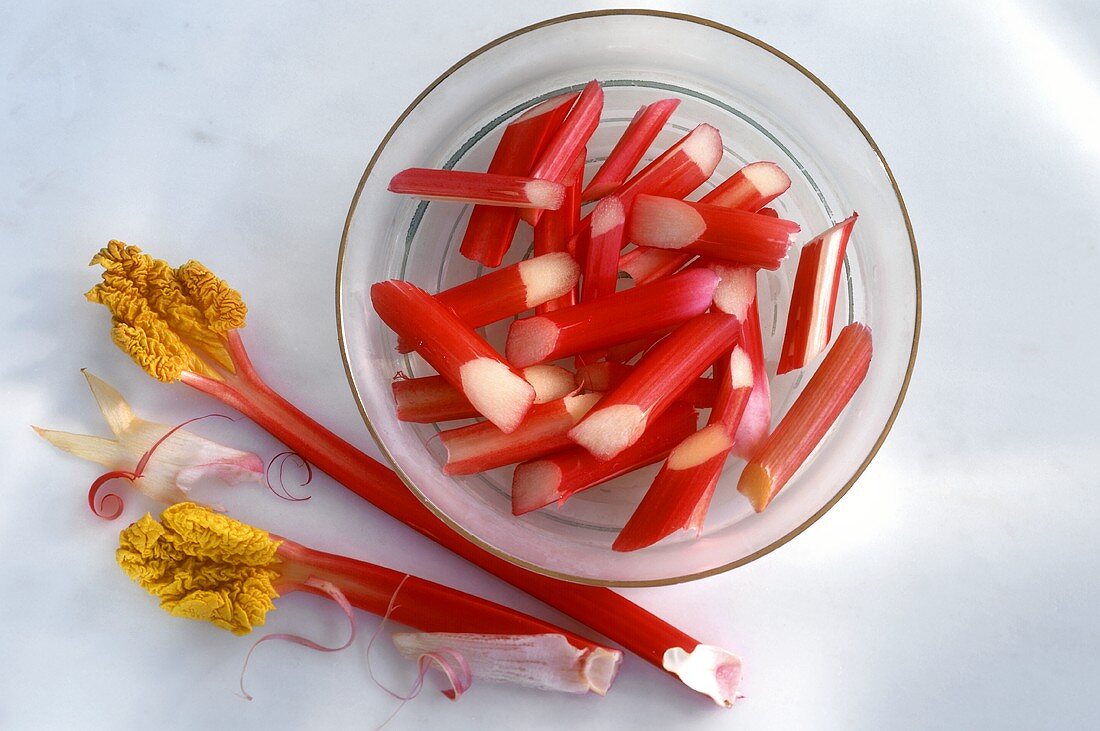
[2,1,1099,729]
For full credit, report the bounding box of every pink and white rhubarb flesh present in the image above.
[392,365,574,424]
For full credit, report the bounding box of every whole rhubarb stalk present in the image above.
[85,242,741,707]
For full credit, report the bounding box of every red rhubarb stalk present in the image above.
[580,195,625,302]
[372,280,535,433]
[460,92,579,267]
[613,347,753,551]
[395,253,580,353]
[568,312,742,460]
[738,322,872,511]
[389,168,565,210]
[757,207,779,218]
[521,80,603,226]
[582,98,681,201]
[506,268,718,367]
[534,152,584,313]
[440,394,600,475]
[776,214,859,375]
[732,293,771,460]
[611,123,723,205]
[576,361,717,409]
[628,195,799,269]
[393,365,574,423]
[512,402,699,515]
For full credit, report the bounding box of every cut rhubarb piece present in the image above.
[612,123,723,205]
[506,268,718,367]
[389,168,565,210]
[731,295,771,460]
[704,161,791,210]
[440,394,600,475]
[393,365,573,423]
[613,347,753,551]
[568,312,741,460]
[396,253,581,353]
[371,280,535,433]
[738,323,872,512]
[460,92,579,267]
[703,262,757,320]
[575,361,717,409]
[628,195,799,270]
[521,80,603,226]
[512,402,698,515]
[580,196,625,302]
[582,99,681,201]
[620,246,692,286]
[534,154,584,313]
[776,213,859,375]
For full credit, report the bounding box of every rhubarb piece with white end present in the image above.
[582,98,681,201]
[628,195,799,269]
[534,152,584,313]
[389,168,565,210]
[575,361,717,409]
[619,245,691,286]
[732,295,771,460]
[460,92,579,267]
[662,644,743,708]
[704,262,758,320]
[612,123,723,205]
[580,195,625,302]
[371,280,535,433]
[613,348,753,551]
[392,632,622,695]
[392,365,574,423]
[521,80,603,226]
[738,323,872,511]
[568,312,741,460]
[440,394,600,475]
[777,213,859,374]
[506,268,718,367]
[511,402,698,515]
[395,253,581,353]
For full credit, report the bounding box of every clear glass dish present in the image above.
[337,10,920,586]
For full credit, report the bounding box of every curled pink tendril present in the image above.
[264,450,313,502]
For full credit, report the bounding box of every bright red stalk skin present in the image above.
[179,333,718,689]
[460,92,578,267]
[506,268,718,367]
[628,195,798,269]
[392,365,573,423]
[534,154,584,313]
[776,213,859,375]
[521,80,603,226]
[390,168,565,209]
[568,312,742,460]
[576,361,718,409]
[511,402,699,515]
[580,196,625,302]
[440,394,600,475]
[612,123,723,205]
[757,207,779,218]
[395,253,581,354]
[372,280,535,433]
[738,323,873,512]
[606,331,668,364]
[582,99,681,201]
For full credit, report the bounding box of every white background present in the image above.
[2,1,1099,729]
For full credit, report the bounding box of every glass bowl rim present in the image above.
[335,8,922,587]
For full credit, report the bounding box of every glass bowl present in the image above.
[337,10,920,586]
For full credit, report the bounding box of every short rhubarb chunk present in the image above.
[582,98,680,201]
[628,195,799,270]
[393,365,573,423]
[568,312,741,460]
[776,213,859,375]
[580,196,625,302]
[371,280,535,433]
[612,123,723,204]
[511,402,698,515]
[389,168,565,210]
[738,323,872,512]
[506,268,718,367]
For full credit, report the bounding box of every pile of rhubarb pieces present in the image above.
[372,80,871,552]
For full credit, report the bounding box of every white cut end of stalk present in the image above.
[506,317,560,367]
[512,459,564,514]
[630,197,706,250]
[522,364,576,404]
[741,161,791,195]
[563,392,602,420]
[711,265,757,320]
[667,425,733,470]
[728,346,754,389]
[663,644,743,708]
[525,180,566,210]
[682,124,723,176]
[392,632,622,695]
[590,196,625,236]
[459,358,535,434]
[516,92,577,123]
[519,252,580,308]
[568,404,648,459]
